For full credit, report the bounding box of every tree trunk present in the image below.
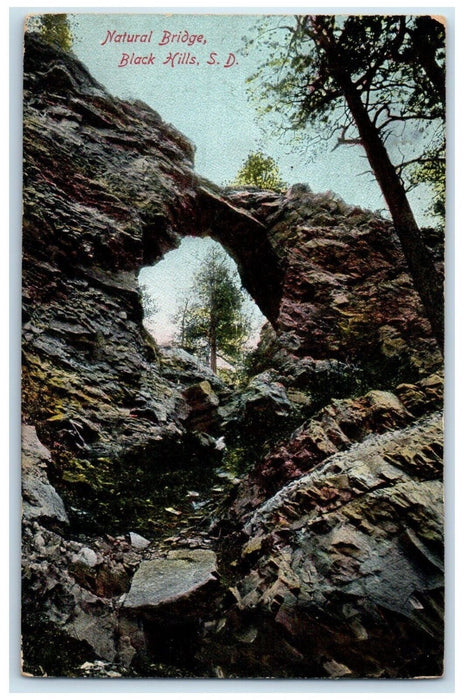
[311,19,444,351]
[210,335,217,374]
[209,305,218,374]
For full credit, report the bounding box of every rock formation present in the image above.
[21,35,444,678]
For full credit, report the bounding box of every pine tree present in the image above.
[174,248,251,373]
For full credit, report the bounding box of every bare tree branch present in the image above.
[331,125,363,150]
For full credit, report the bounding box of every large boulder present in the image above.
[182,381,221,434]
[123,549,218,611]
[119,549,218,667]
[221,371,294,436]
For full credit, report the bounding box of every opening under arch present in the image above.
[138,237,267,371]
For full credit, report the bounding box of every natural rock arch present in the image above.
[137,184,285,326]
[21,34,444,679]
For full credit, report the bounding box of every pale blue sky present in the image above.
[69,13,392,204]
[139,237,265,345]
[66,12,435,343]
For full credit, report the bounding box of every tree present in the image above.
[174,248,251,373]
[37,14,73,51]
[139,283,158,318]
[173,296,193,349]
[230,151,287,191]
[247,15,445,350]
[409,141,445,224]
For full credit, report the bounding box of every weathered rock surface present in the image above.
[22,33,269,538]
[220,371,294,435]
[206,413,444,678]
[22,424,69,526]
[230,373,443,512]
[227,185,442,383]
[123,549,218,611]
[21,519,139,670]
[21,35,444,679]
[183,381,221,434]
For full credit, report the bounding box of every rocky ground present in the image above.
[21,35,444,679]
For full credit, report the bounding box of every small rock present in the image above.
[128,532,151,550]
[234,626,258,644]
[215,436,226,451]
[72,547,98,568]
[33,533,46,551]
[323,659,352,677]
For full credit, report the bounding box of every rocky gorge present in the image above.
[21,35,445,679]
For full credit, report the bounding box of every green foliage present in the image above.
[53,435,221,538]
[230,151,287,191]
[408,142,446,224]
[220,445,249,477]
[37,14,73,51]
[174,247,251,372]
[246,14,445,224]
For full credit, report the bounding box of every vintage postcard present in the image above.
[21,11,446,679]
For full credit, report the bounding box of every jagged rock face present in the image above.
[227,186,441,384]
[230,373,443,511]
[23,34,232,535]
[21,36,444,679]
[22,425,69,526]
[211,413,444,679]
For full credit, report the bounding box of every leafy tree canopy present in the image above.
[230,151,287,191]
[30,14,73,51]
[245,14,445,349]
[246,14,445,222]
